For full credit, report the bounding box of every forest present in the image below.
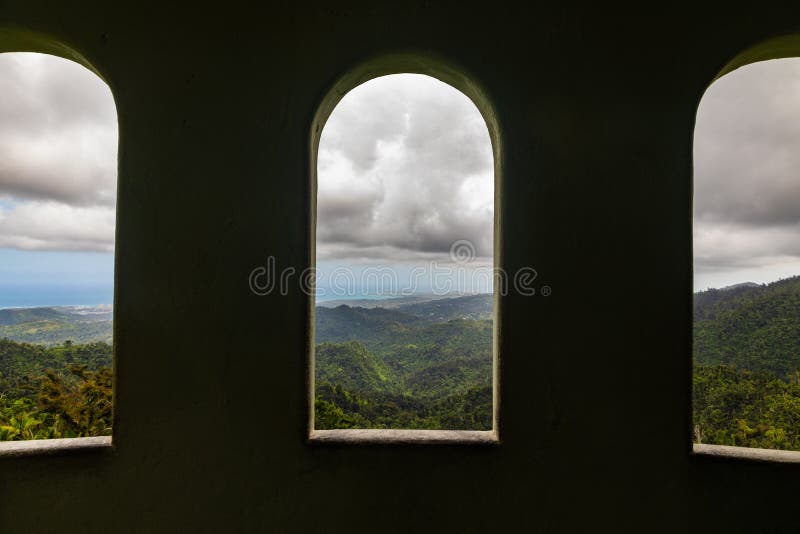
[315,280,800,444]
[0,305,112,346]
[4,279,800,445]
[314,294,494,430]
[0,338,111,440]
[694,276,800,450]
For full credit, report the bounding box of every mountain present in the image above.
[315,341,397,393]
[0,306,112,345]
[692,275,800,450]
[694,276,800,377]
[315,305,424,347]
[694,282,764,312]
[396,293,492,322]
[313,294,494,430]
[720,282,761,291]
[0,307,71,326]
[316,294,456,309]
[0,295,496,431]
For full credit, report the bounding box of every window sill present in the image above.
[693,443,800,463]
[0,436,112,458]
[309,429,498,445]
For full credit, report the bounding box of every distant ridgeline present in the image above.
[0,306,112,441]
[314,280,800,441]
[314,294,494,431]
[0,305,112,346]
[7,282,800,445]
[693,276,800,450]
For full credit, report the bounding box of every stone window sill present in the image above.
[0,436,112,458]
[693,443,800,463]
[309,429,498,445]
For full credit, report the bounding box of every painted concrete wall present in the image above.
[0,2,799,532]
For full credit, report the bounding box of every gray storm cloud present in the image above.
[2,52,793,277]
[694,58,800,286]
[317,74,494,263]
[0,52,117,252]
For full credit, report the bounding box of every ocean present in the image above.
[0,284,113,309]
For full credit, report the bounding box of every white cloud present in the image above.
[317,73,494,263]
[0,52,117,252]
[694,58,800,287]
[0,201,115,252]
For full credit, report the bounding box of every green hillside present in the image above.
[396,294,493,322]
[0,307,70,326]
[315,305,423,346]
[314,295,494,430]
[316,341,396,393]
[694,277,800,377]
[694,276,800,450]
[0,306,113,346]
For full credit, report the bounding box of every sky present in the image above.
[0,53,116,307]
[3,53,800,304]
[694,58,800,290]
[315,74,495,298]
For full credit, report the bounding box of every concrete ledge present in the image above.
[693,443,800,463]
[309,429,499,445]
[0,436,112,458]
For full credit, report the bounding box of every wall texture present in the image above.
[1,2,799,532]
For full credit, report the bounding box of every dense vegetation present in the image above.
[693,364,800,449]
[314,280,800,442]
[0,338,112,440]
[694,276,800,450]
[5,280,800,444]
[314,295,494,430]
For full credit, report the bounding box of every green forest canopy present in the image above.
[5,281,800,447]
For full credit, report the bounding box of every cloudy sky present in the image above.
[4,53,798,304]
[0,52,116,307]
[316,74,494,297]
[694,58,800,290]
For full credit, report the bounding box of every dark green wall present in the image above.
[1,2,799,532]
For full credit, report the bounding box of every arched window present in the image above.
[0,52,116,450]
[310,72,498,443]
[693,57,800,455]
